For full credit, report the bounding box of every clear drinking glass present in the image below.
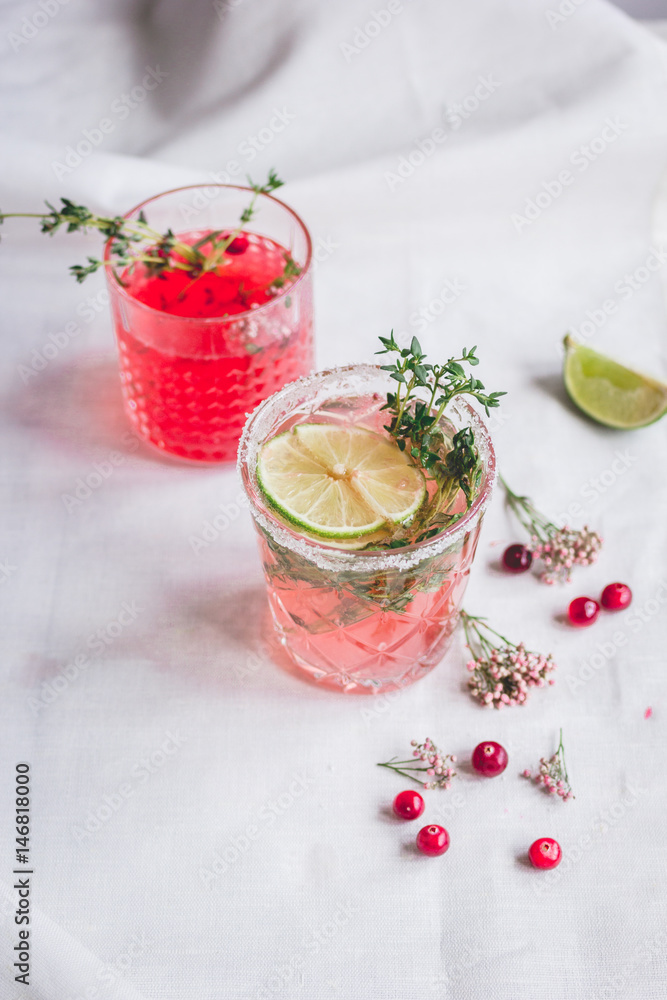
[105,184,313,463]
[238,365,496,693]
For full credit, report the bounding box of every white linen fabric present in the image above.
[1,1,667,997]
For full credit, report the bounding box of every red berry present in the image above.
[601,582,632,611]
[416,824,450,857]
[393,789,425,820]
[502,544,532,573]
[567,596,600,627]
[471,741,508,777]
[225,236,249,255]
[528,837,562,870]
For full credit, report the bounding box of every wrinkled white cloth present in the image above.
[1,1,667,998]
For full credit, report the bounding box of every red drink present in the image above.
[106,186,313,462]
[121,230,296,317]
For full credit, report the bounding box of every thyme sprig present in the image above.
[0,170,300,294]
[374,333,505,544]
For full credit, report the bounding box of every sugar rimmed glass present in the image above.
[238,364,496,693]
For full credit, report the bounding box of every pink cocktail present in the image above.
[238,365,496,693]
[105,185,313,462]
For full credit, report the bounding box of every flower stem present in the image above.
[376,762,427,787]
[557,728,570,784]
[460,610,513,651]
[500,477,557,543]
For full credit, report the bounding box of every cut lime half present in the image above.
[563,335,667,429]
[256,423,426,540]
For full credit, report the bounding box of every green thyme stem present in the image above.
[0,169,288,287]
[460,611,513,653]
[197,169,283,272]
[1,210,165,246]
[376,334,505,521]
[500,476,554,542]
[376,762,428,786]
[556,728,570,784]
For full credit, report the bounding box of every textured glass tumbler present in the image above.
[105,184,313,463]
[238,365,496,693]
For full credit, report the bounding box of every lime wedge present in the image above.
[563,335,667,429]
[257,424,426,539]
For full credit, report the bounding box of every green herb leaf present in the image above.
[375,332,505,542]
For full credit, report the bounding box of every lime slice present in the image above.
[563,335,667,429]
[257,424,426,539]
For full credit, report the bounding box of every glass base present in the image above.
[264,608,459,694]
[123,406,239,464]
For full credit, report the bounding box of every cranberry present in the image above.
[528,837,562,870]
[567,596,600,627]
[502,544,532,573]
[225,236,249,255]
[471,741,508,777]
[416,824,450,856]
[601,582,632,611]
[393,790,425,820]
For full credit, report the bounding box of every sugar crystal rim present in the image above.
[237,364,496,573]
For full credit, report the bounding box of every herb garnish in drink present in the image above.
[239,357,499,690]
[0,170,301,306]
[375,332,505,545]
[1,173,314,462]
[256,334,504,550]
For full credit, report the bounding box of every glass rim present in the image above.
[238,363,497,574]
[102,182,313,324]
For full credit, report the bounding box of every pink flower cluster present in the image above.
[522,752,574,802]
[466,644,556,709]
[531,525,602,585]
[410,738,457,790]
